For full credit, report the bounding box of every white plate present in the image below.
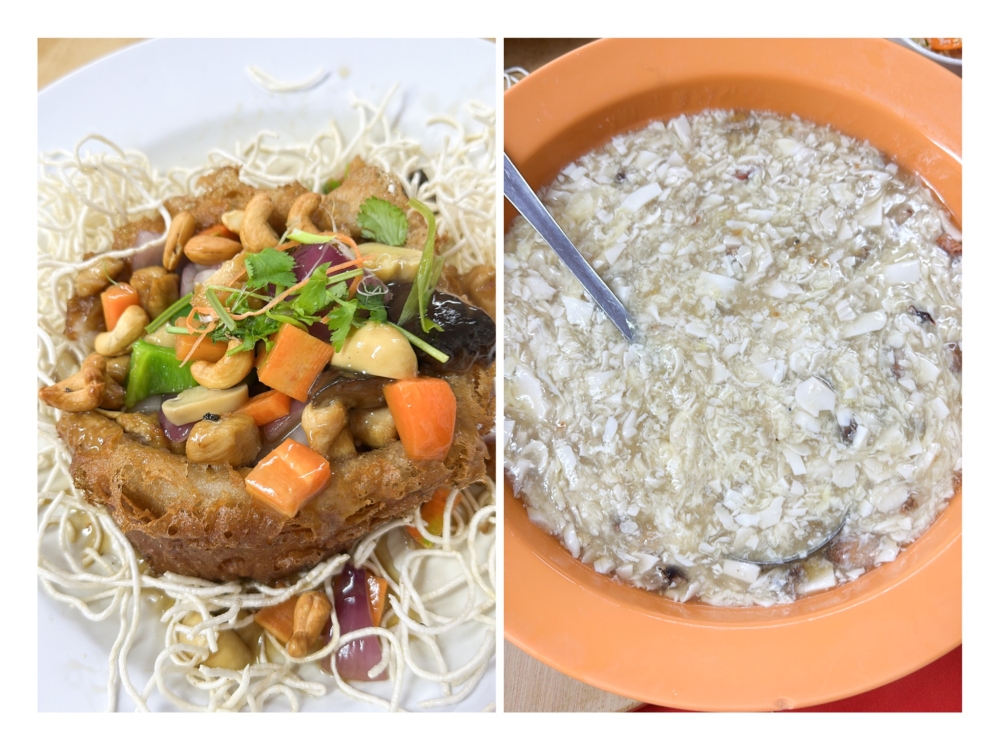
[37,37,496,713]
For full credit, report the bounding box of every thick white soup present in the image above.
[504,111,962,606]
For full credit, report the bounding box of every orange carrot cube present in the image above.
[244,438,331,518]
[256,324,333,401]
[254,595,300,643]
[236,389,292,426]
[383,377,456,462]
[101,283,139,331]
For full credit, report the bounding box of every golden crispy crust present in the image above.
[59,364,494,583]
[162,166,309,235]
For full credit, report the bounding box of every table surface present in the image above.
[501,36,961,714]
[38,38,143,91]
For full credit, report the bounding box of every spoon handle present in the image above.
[503,153,635,341]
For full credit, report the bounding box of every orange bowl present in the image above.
[503,38,961,711]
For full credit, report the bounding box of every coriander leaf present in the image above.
[224,314,282,353]
[245,248,297,290]
[292,264,335,317]
[327,280,349,300]
[357,197,408,247]
[326,301,357,352]
[322,178,342,194]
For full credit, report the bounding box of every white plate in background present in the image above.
[37,37,496,713]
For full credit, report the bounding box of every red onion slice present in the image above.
[261,397,306,443]
[180,262,222,297]
[131,394,164,414]
[324,563,385,681]
[130,230,166,270]
[293,243,351,283]
[158,409,194,442]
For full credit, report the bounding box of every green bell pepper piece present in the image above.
[124,340,200,409]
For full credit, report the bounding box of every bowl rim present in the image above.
[503,37,962,711]
[899,37,963,67]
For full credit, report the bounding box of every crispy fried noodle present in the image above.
[37,89,496,712]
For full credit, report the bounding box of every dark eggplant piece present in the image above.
[385,282,495,373]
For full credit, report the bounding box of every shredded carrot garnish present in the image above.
[332,233,359,253]
[275,241,300,252]
[229,255,374,322]
[348,274,363,298]
[184,308,217,335]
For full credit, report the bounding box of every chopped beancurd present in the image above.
[505,110,961,607]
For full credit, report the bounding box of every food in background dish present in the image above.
[38,92,496,710]
[913,38,962,60]
[505,110,961,606]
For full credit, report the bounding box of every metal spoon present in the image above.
[503,152,635,341]
[725,515,848,567]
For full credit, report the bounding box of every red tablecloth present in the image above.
[635,646,961,712]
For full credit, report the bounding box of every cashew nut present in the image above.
[286,591,332,658]
[94,305,149,357]
[163,211,196,271]
[183,235,244,265]
[302,400,349,457]
[239,193,279,253]
[350,406,398,448]
[180,612,253,671]
[39,353,107,412]
[287,192,322,234]
[190,340,254,389]
[74,256,125,297]
[329,425,357,460]
[186,413,261,466]
[221,209,244,234]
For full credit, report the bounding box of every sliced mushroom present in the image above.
[358,242,422,283]
[144,323,176,349]
[161,384,249,426]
